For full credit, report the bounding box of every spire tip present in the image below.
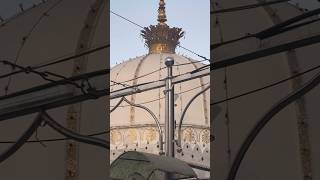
[157,0,167,25]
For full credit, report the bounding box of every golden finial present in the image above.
[157,0,167,25]
[141,0,184,54]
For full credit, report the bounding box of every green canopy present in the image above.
[111,151,197,180]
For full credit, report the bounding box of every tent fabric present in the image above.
[111,151,197,180]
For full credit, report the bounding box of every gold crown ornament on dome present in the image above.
[141,0,184,54]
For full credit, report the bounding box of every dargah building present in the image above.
[110,0,210,179]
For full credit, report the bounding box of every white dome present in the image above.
[212,0,320,179]
[111,53,209,127]
[110,1,210,177]
[110,53,210,171]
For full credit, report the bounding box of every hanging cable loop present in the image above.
[227,70,320,180]
[110,97,124,113]
[0,112,43,163]
[122,97,164,154]
[177,85,210,151]
[41,111,109,149]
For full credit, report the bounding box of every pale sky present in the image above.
[110,0,211,67]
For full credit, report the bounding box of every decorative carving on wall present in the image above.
[110,126,210,167]
[200,129,210,145]
[141,127,157,144]
[183,128,197,144]
[111,130,122,145]
[126,128,138,144]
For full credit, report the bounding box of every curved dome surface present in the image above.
[0,0,108,179]
[212,0,320,180]
[111,53,209,127]
[110,53,210,173]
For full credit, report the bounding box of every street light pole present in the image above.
[164,57,175,158]
[164,56,175,180]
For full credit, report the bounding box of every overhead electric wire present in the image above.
[110,82,209,108]
[212,33,320,69]
[115,2,320,82]
[0,69,108,103]
[0,60,53,82]
[110,97,124,112]
[109,64,211,100]
[3,0,66,94]
[172,58,209,67]
[192,32,320,74]
[0,60,86,94]
[0,113,43,163]
[108,53,208,99]
[0,44,109,81]
[110,10,210,63]
[0,111,109,164]
[263,16,320,39]
[42,112,109,149]
[110,10,144,29]
[227,68,320,180]
[176,45,212,63]
[212,63,320,105]
[110,59,211,97]
[110,67,164,87]
[212,7,320,49]
[257,7,320,39]
[211,0,290,14]
[122,97,164,153]
[110,59,208,87]
[0,131,109,144]
[36,44,110,69]
[109,10,212,84]
[35,41,108,68]
[113,6,316,107]
[211,34,254,50]
[177,85,210,149]
[111,80,131,88]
